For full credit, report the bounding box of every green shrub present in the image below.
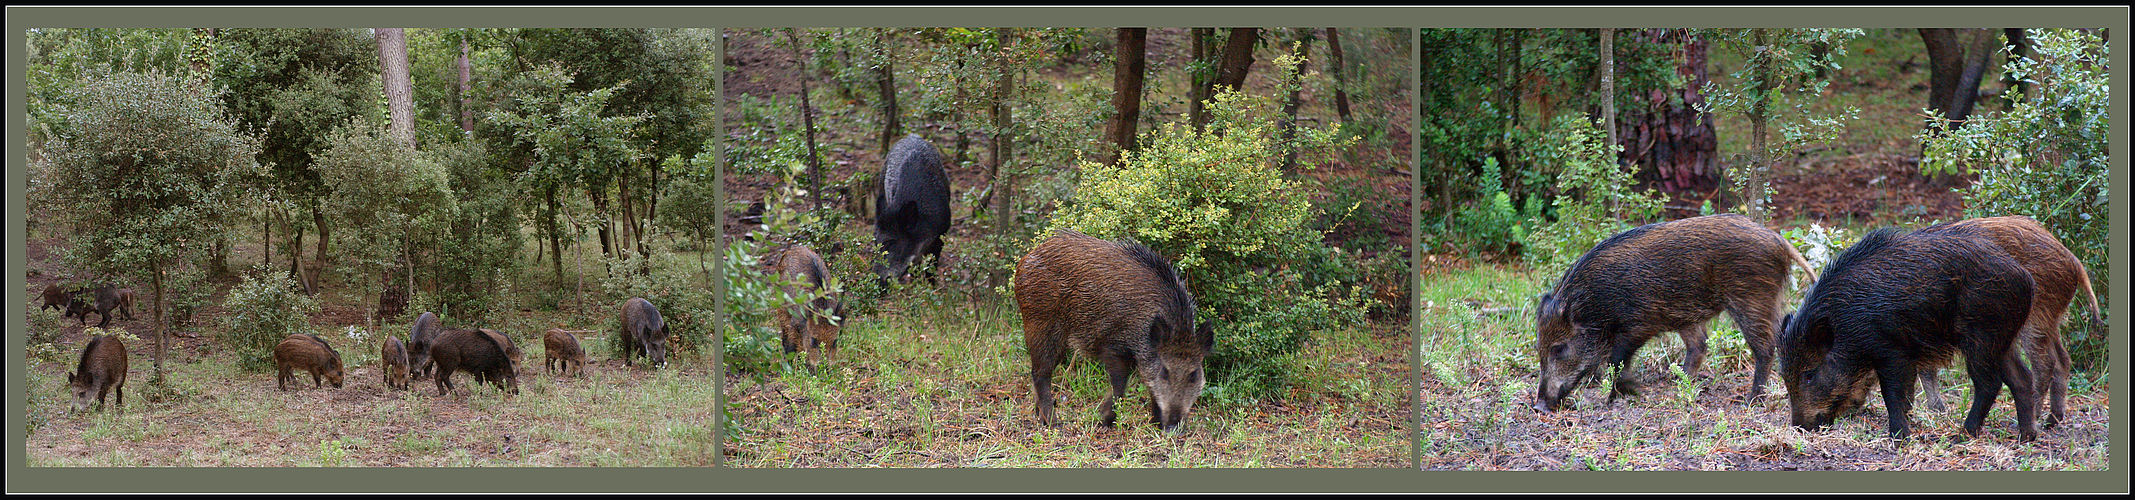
[1046,85,1365,399]
[1523,114,1668,269]
[1454,157,1532,255]
[717,164,847,374]
[1920,28,2109,369]
[218,268,320,372]
[597,245,716,360]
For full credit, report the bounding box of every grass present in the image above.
[22,304,719,467]
[725,285,1408,468]
[1418,263,2110,471]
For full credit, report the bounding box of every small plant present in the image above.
[218,267,321,372]
[317,438,349,467]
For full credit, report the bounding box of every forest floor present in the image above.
[22,232,719,467]
[1416,265,2109,471]
[719,28,1415,468]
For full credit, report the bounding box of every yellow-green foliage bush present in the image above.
[1047,83,1365,399]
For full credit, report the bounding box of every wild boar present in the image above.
[1533,214,1816,412]
[543,329,588,377]
[873,134,951,285]
[430,328,519,395]
[1912,216,2102,429]
[777,246,844,366]
[273,334,346,391]
[618,297,670,369]
[67,335,129,412]
[1016,230,1214,435]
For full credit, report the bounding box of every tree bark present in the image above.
[1747,29,1773,223]
[1280,29,1314,172]
[1105,28,1148,166]
[375,28,416,149]
[987,29,1017,289]
[1626,29,1721,197]
[785,29,824,211]
[1324,28,1352,124]
[1212,28,1260,95]
[459,34,474,133]
[1188,28,1214,131]
[1919,28,2000,124]
[152,266,165,382]
[874,29,902,157]
[1599,28,1617,154]
[547,186,563,281]
[311,205,329,284]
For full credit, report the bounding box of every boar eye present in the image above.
[1549,344,1570,359]
[1190,368,1202,381]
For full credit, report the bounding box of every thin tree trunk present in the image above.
[988,29,1018,289]
[459,34,474,132]
[376,28,416,149]
[875,29,902,157]
[1105,28,1148,165]
[2002,28,2031,108]
[785,28,824,211]
[1599,28,1617,158]
[151,266,165,382]
[1324,28,1352,124]
[1212,28,1260,95]
[1188,28,1214,131]
[547,187,563,281]
[1280,29,1313,172]
[312,205,329,282]
[1747,29,1772,223]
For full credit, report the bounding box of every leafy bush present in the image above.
[1454,157,1533,255]
[1045,85,1365,399]
[598,245,716,360]
[1919,28,2109,369]
[1523,114,1668,269]
[718,161,852,374]
[219,268,321,372]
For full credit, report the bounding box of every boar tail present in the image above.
[2075,262,2103,329]
[1781,238,1817,286]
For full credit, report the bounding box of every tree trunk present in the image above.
[1105,28,1148,165]
[1599,28,1617,154]
[1919,28,1999,124]
[1324,28,1352,124]
[785,29,824,212]
[375,28,417,149]
[1280,29,1314,172]
[151,266,165,382]
[547,187,563,281]
[988,29,1017,289]
[2002,28,2031,108]
[312,205,329,288]
[875,29,902,157]
[1747,29,1773,223]
[1626,29,1721,198]
[1212,28,1260,95]
[459,34,475,133]
[1188,28,1214,131]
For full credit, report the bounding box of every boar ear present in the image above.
[1147,322,1165,347]
[1196,320,1215,349]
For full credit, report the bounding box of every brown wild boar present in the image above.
[1533,214,1817,412]
[68,335,129,412]
[273,334,346,391]
[407,312,443,380]
[482,328,526,375]
[1913,216,2102,428]
[1016,230,1214,435]
[618,297,670,369]
[430,328,519,395]
[381,337,411,390]
[544,329,588,377]
[40,283,69,313]
[777,246,844,366]
[1779,228,2038,441]
[84,286,135,328]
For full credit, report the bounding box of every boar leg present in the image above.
[921,238,945,286]
[1097,355,1134,428]
[1724,299,1780,404]
[1605,333,1651,404]
[1959,355,2002,439]
[435,367,454,396]
[1997,349,2040,442]
[1916,370,1948,412]
[1874,358,1917,441]
[1676,324,1710,380]
[2023,314,2069,429]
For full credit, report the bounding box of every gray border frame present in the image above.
[7,4,2127,494]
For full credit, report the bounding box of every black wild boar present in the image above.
[1016,230,1214,434]
[1780,228,2038,442]
[381,337,411,390]
[273,334,346,391]
[1912,216,2101,428]
[40,283,69,313]
[65,286,135,327]
[408,312,442,380]
[1533,214,1816,412]
[430,328,519,395]
[777,246,844,366]
[544,329,588,377]
[873,134,951,285]
[68,335,129,412]
[618,297,670,369]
